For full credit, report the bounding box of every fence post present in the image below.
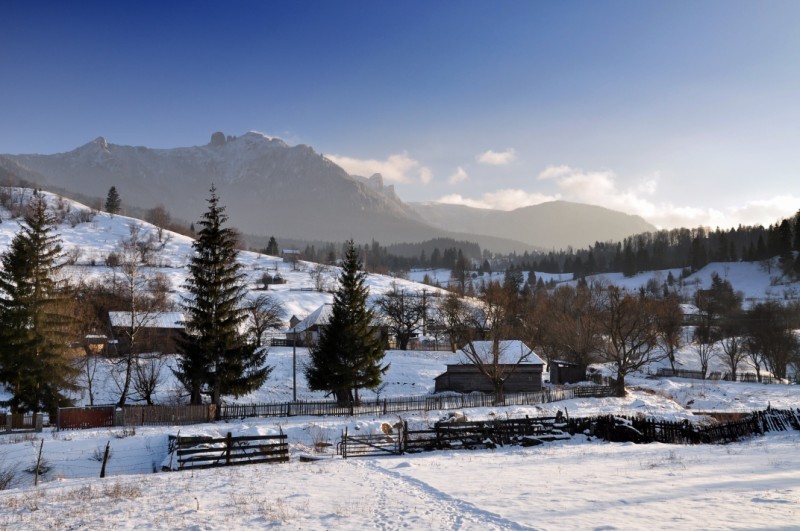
[5,414,11,433]
[342,428,348,459]
[34,413,43,433]
[100,441,111,478]
[113,407,123,427]
[34,439,44,487]
[225,432,232,465]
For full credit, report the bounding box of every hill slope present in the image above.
[411,200,657,250]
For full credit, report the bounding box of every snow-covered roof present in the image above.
[291,303,386,333]
[460,340,545,365]
[680,303,700,315]
[291,303,333,332]
[108,311,186,329]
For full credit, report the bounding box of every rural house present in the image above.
[434,340,545,393]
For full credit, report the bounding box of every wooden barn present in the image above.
[434,341,545,393]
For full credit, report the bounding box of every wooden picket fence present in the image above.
[172,431,289,470]
[119,404,216,427]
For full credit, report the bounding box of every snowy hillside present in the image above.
[0,188,443,324]
[412,259,800,308]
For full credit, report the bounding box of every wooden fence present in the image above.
[119,404,217,427]
[56,385,615,431]
[657,368,786,385]
[58,406,115,430]
[219,386,616,421]
[57,404,216,430]
[171,431,289,470]
[340,414,572,457]
[338,408,800,458]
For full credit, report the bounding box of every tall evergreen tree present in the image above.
[105,186,121,215]
[305,240,388,405]
[0,194,78,415]
[175,186,270,406]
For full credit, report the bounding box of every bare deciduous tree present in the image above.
[245,293,285,348]
[133,356,167,405]
[109,227,172,406]
[375,283,425,350]
[596,287,665,397]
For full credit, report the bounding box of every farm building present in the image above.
[434,340,545,393]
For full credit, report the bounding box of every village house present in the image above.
[286,303,389,347]
[434,340,545,393]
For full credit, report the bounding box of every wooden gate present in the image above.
[338,427,403,458]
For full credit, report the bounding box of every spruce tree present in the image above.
[0,193,78,415]
[175,185,270,406]
[265,236,279,256]
[105,186,121,215]
[305,240,388,405]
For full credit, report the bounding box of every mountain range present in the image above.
[1,132,655,252]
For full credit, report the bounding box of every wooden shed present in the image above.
[549,360,586,385]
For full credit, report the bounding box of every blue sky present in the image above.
[2,1,799,229]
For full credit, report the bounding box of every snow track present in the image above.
[351,459,534,530]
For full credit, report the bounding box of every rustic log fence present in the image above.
[338,408,800,458]
[170,431,289,470]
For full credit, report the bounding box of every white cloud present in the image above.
[437,189,558,210]
[539,165,800,229]
[326,152,432,185]
[477,148,517,166]
[444,164,800,229]
[448,167,468,184]
[537,165,572,180]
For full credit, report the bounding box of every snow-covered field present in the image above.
[0,381,798,530]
